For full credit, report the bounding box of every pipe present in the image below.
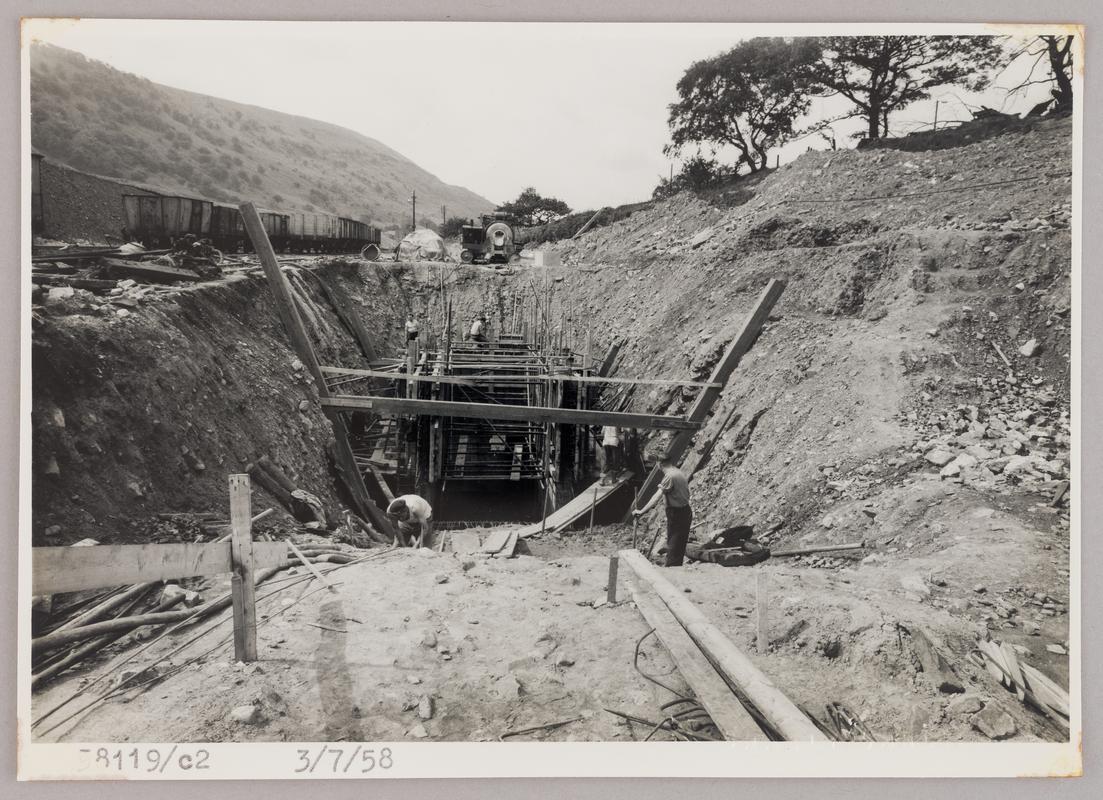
[769,542,864,558]
[31,566,283,656]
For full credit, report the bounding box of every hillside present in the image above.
[29,44,494,228]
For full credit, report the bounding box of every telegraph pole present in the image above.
[441,204,446,225]
[411,190,417,232]
[933,100,940,132]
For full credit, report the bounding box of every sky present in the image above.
[24,20,1061,210]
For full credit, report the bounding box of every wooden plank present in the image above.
[31,541,289,595]
[287,539,338,594]
[1000,641,1027,701]
[625,279,785,522]
[311,274,378,361]
[623,570,768,741]
[366,464,395,503]
[515,473,632,538]
[371,418,392,463]
[229,474,258,662]
[597,339,623,378]
[619,549,826,742]
[320,365,721,389]
[481,529,512,554]
[909,628,964,694]
[755,572,769,653]
[682,405,741,479]
[606,555,619,604]
[492,531,519,559]
[1020,663,1070,717]
[572,208,604,239]
[240,202,394,540]
[769,542,864,558]
[322,395,700,432]
[552,374,721,389]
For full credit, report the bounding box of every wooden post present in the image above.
[539,421,552,536]
[631,487,640,550]
[606,555,619,604]
[239,202,394,541]
[229,474,258,662]
[587,483,599,534]
[755,572,768,654]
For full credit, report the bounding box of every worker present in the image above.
[600,425,621,485]
[386,494,434,548]
[405,314,419,342]
[469,313,487,343]
[632,455,692,567]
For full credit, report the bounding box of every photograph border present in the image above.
[5,1,1096,792]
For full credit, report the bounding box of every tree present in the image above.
[665,37,821,173]
[440,216,469,239]
[496,187,571,227]
[812,36,1004,139]
[1004,35,1074,114]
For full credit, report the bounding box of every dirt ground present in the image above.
[35,546,694,743]
[34,482,1068,745]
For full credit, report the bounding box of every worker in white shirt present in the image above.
[386,494,434,548]
[468,313,487,343]
[405,315,419,342]
[601,425,621,485]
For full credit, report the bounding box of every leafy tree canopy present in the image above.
[666,37,822,172]
[496,187,571,227]
[811,36,1005,139]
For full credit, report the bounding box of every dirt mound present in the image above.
[396,228,448,262]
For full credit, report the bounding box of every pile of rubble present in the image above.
[904,379,1069,492]
[33,278,176,321]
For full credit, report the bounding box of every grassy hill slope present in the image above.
[30,44,494,228]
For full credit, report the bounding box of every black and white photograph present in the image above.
[17,16,1081,779]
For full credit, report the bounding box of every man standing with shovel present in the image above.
[632,455,693,567]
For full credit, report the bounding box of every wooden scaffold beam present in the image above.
[625,278,785,522]
[239,202,395,540]
[321,395,701,432]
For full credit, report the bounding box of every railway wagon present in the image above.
[123,194,379,255]
[211,203,246,247]
[287,211,337,250]
[122,195,212,246]
[259,210,290,242]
